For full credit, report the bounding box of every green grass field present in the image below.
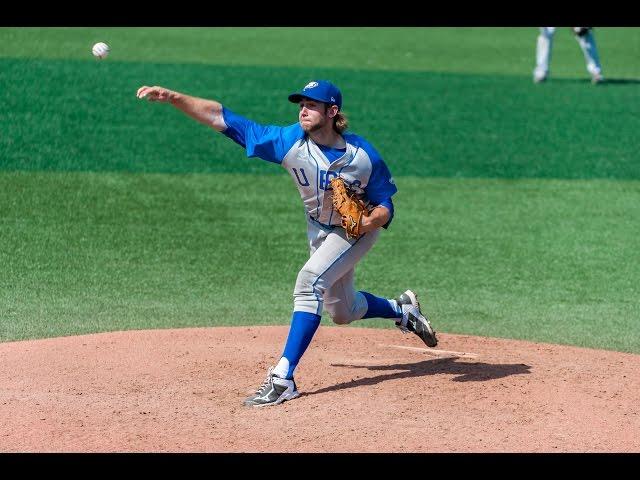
[1,28,639,352]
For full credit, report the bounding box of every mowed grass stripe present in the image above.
[2,58,639,179]
[1,27,639,78]
[1,172,638,353]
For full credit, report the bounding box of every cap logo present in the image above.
[303,81,319,90]
[330,96,335,102]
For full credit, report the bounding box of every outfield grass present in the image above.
[1,28,638,352]
[1,27,639,78]
[2,172,638,352]
[1,57,639,179]
[2,58,640,180]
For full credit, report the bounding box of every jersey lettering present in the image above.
[319,170,338,190]
[292,168,310,187]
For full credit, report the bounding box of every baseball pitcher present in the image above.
[136,79,438,407]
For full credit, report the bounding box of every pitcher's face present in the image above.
[298,100,332,133]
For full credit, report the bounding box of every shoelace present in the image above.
[396,310,411,333]
[254,369,274,395]
[396,304,415,334]
[397,302,437,339]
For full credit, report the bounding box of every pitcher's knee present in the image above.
[293,268,325,314]
[295,268,322,296]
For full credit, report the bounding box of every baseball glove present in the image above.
[330,177,368,239]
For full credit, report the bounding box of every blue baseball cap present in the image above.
[288,80,343,110]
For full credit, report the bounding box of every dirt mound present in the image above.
[1,326,638,452]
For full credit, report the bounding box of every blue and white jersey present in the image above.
[221,107,397,227]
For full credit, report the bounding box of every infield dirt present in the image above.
[1,326,638,452]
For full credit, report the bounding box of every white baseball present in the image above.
[92,42,110,59]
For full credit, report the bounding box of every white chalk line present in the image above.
[378,344,479,359]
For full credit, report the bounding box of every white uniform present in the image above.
[534,27,603,82]
[138,80,436,406]
[221,107,397,322]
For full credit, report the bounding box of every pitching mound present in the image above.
[1,326,638,452]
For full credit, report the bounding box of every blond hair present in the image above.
[333,111,348,134]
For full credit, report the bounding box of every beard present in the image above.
[300,117,326,133]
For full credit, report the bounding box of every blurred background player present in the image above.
[533,27,604,84]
